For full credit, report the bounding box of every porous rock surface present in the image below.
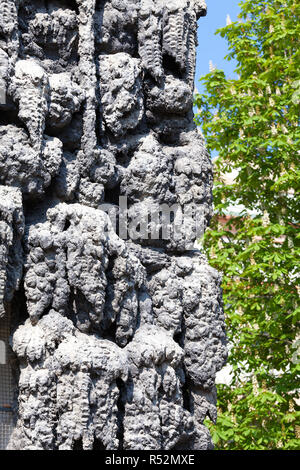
[0,0,227,450]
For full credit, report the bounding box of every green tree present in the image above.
[195,0,300,450]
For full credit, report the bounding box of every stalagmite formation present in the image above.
[0,0,227,450]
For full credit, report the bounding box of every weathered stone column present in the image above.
[0,0,227,450]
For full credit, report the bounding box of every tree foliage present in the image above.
[194,0,300,450]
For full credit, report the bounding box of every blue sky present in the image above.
[195,0,241,94]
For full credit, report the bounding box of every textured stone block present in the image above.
[0,0,227,450]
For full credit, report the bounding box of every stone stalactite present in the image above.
[0,0,227,450]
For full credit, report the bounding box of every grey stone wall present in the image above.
[0,0,227,450]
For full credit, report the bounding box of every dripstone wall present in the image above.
[0,0,227,450]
